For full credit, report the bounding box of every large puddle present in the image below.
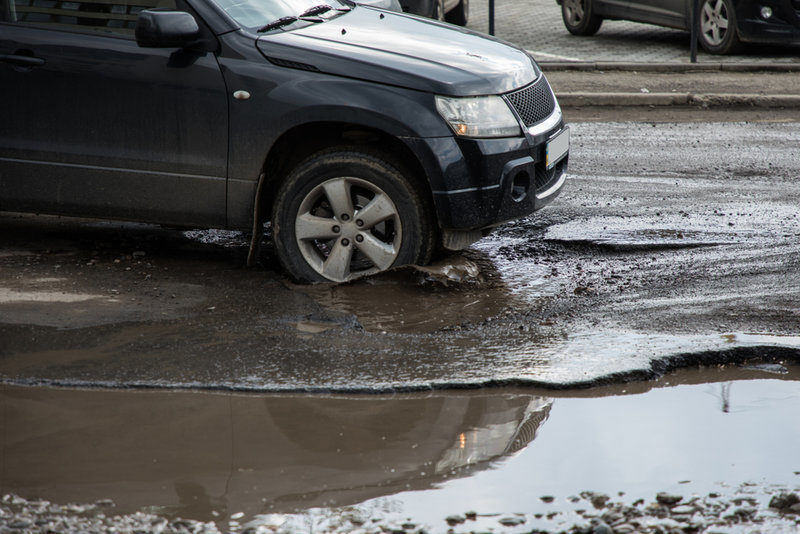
[3,365,799,532]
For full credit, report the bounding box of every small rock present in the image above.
[9,519,33,529]
[671,505,695,515]
[445,515,465,526]
[464,511,477,520]
[132,250,146,258]
[573,286,596,296]
[769,492,800,510]
[591,520,613,534]
[498,516,525,526]
[540,495,555,503]
[401,522,416,529]
[614,525,635,534]
[656,492,682,506]
[590,493,610,509]
[788,503,800,514]
[600,511,622,524]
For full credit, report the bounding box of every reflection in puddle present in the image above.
[2,366,799,532]
[0,388,550,521]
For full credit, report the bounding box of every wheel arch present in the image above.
[246,121,440,265]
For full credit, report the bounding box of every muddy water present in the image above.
[2,365,799,532]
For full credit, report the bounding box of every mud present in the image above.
[1,365,799,532]
[3,121,799,392]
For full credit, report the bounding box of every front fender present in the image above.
[220,40,451,183]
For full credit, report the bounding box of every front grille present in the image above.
[505,76,556,127]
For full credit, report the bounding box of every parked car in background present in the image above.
[1,0,567,283]
[557,0,800,54]
[400,0,468,25]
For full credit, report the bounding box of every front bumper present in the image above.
[405,108,568,231]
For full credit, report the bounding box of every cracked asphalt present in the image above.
[1,119,799,392]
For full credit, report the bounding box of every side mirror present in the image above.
[135,9,200,48]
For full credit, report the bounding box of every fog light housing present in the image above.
[760,5,772,19]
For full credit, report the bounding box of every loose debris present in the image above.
[4,487,800,534]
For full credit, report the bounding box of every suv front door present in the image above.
[0,0,229,226]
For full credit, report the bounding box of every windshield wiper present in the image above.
[299,4,333,17]
[256,15,298,33]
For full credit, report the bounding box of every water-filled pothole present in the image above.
[2,364,799,533]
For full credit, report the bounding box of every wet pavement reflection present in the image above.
[1,387,551,520]
[2,365,799,532]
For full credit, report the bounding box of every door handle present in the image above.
[0,54,46,67]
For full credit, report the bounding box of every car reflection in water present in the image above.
[0,388,552,520]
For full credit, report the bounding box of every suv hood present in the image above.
[255,7,538,96]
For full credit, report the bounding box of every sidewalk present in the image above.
[466,0,800,64]
[544,68,800,108]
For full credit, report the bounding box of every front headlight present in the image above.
[435,95,521,138]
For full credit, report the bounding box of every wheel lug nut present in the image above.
[341,238,350,246]
[341,214,350,221]
[356,219,364,227]
[332,225,340,233]
[356,234,364,243]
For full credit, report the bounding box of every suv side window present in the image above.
[0,0,175,37]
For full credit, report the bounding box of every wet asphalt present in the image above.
[2,118,800,534]
[1,120,799,391]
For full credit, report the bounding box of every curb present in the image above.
[556,92,800,107]
[538,61,800,73]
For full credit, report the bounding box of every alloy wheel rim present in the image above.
[295,177,402,283]
[564,0,585,25]
[701,0,729,46]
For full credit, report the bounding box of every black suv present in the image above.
[0,0,568,282]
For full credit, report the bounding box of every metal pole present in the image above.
[489,0,495,35]
[690,0,698,62]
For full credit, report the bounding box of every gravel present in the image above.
[5,486,800,534]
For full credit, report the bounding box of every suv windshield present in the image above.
[209,0,350,29]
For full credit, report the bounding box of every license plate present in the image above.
[546,127,569,170]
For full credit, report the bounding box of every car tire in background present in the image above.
[698,0,742,54]
[445,0,468,26]
[561,0,603,36]
[272,148,434,283]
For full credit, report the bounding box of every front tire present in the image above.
[698,0,742,54]
[561,0,603,36]
[272,148,434,283]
